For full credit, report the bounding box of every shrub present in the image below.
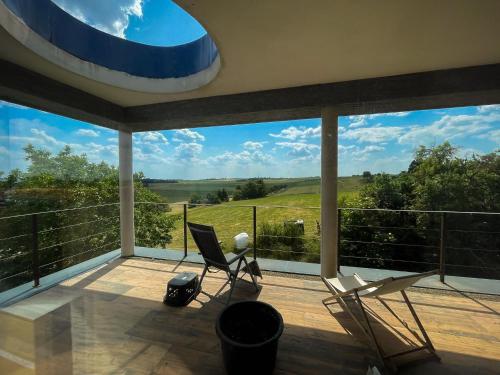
[256,222,306,261]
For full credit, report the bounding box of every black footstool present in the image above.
[163,272,200,307]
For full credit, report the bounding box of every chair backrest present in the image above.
[187,222,229,271]
[364,270,438,297]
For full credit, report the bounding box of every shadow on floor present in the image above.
[1,259,499,375]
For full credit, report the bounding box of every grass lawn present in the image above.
[138,176,365,261]
[138,191,358,256]
[146,176,365,202]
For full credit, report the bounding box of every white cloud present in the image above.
[81,142,118,159]
[275,142,320,161]
[133,146,172,164]
[476,129,500,144]
[270,126,321,140]
[173,129,205,143]
[76,129,100,137]
[30,128,62,147]
[52,0,143,38]
[399,113,499,145]
[342,110,499,147]
[337,144,386,162]
[351,145,385,161]
[0,101,28,110]
[348,112,410,128]
[348,116,368,128]
[243,141,265,150]
[130,132,171,164]
[354,145,385,155]
[174,142,203,161]
[209,150,273,166]
[457,148,485,159]
[341,126,404,143]
[476,105,500,114]
[138,131,168,144]
[338,144,357,153]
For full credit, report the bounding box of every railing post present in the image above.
[183,204,188,257]
[337,208,341,271]
[253,206,257,260]
[31,214,40,287]
[439,212,447,282]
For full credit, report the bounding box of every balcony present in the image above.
[0,257,498,374]
[1,1,500,373]
[0,203,499,374]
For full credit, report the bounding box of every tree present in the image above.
[362,171,373,182]
[0,145,177,291]
[232,179,267,200]
[344,142,500,276]
[217,188,229,202]
[189,193,202,206]
[205,192,221,204]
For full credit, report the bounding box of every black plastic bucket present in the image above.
[216,301,284,375]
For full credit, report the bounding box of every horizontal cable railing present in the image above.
[1,200,498,294]
[0,203,121,292]
[135,202,500,282]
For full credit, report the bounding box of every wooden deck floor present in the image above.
[0,257,499,374]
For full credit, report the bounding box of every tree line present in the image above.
[0,145,177,291]
[1,142,498,291]
[258,143,499,279]
[189,179,287,206]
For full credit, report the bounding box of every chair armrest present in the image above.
[227,247,253,265]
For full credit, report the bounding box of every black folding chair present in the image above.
[188,222,260,304]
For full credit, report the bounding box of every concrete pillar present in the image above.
[321,107,339,277]
[119,130,134,257]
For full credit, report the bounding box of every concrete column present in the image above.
[119,130,134,257]
[321,107,339,277]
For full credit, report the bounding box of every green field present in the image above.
[146,176,364,203]
[139,176,365,256]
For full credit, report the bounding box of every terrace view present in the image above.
[0,0,499,374]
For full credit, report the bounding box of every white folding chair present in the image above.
[322,270,440,371]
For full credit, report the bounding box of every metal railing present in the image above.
[135,202,500,282]
[0,203,120,292]
[1,201,498,294]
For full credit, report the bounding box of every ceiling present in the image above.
[1,0,500,108]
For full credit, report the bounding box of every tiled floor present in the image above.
[0,257,499,374]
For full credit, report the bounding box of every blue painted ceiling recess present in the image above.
[2,0,219,79]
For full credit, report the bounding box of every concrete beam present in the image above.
[1,59,499,132]
[0,59,124,129]
[124,63,500,131]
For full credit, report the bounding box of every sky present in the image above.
[1,100,499,179]
[51,0,206,46]
[1,1,499,179]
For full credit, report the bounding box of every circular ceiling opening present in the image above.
[51,0,208,47]
[0,0,220,93]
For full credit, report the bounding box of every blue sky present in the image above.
[1,101,499,179]
[51,0,206,46]
[1,1,499,179]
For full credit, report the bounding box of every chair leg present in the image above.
[226,275,238,304]
[243,257,259,292]
[401,290,438,358]
[354,291,388,370]
[198,265,208,292]
[226,259,243,304]
[376,296,425,346]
